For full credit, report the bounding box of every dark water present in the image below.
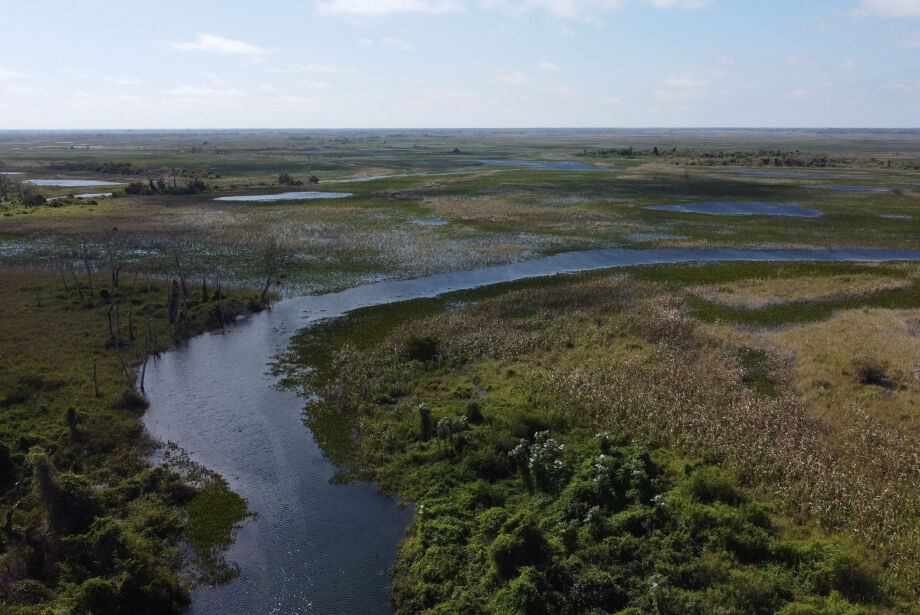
[645,202,822,217]
[142,246,920,615]
[471,159,614,172]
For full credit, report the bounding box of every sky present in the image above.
[0,0,919,128]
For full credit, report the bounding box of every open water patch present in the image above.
[24,179,124,187]
[470,159,614,172]
[880,214,913,219]
[411,218,448,226]
[644,202,822,217]
[214,191,353,202]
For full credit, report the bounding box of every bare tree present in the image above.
[260,242,294,303]
[80,239,94,293]
[173,245,189,299]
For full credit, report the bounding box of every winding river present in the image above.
[142,246,920,615]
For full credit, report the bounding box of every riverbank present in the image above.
[0,266,269,613]
[277,260,920,614]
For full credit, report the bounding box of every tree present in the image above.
[0,174,13,201]
[18,182,45,207]
[259,241,294,303]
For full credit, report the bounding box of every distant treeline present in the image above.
[582,147,919,169]
[48,161,145,175]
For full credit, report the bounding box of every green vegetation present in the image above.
[277,265,920,614]
[1,129,918,612]
[0,268,266,612]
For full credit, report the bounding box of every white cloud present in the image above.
[654,73,709,100]
[170,33,270,60]
[381,36,416,51]
[858,0,920,17]
[839,59,857,70]
[538,61,561,72]
[316,0,464,16]
[269,62,356,74]
[0,66,26,80]
[480,0,709,20]
[106,77,144,86]
[496,70,527,84]
[5,84,39,96]
[255,83,280,93]
[161,85,247,99]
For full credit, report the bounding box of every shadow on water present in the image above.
[142,246,920,615]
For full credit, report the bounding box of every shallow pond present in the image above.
[0,171,23,175]
[644,202,822,217]
[880,214,913,219]
[214,191,353,202]
[143,246,920,615]
[24,179,124,187]
[411,218,448,226]
[471,159,614,172]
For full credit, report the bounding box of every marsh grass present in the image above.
[277,266,920,611]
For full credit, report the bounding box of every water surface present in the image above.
[645,202,822,217]
[143,246,920,615]
[411,218,448,226]
[471,159,613,172]
[214,192,352,202]
[24,179,124,187]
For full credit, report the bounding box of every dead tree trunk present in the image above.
[58,263,70,293]
[69,263,83,298]
[81,239,93,294]
[173,247,188,299]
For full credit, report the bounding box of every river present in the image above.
[142,246,920,614]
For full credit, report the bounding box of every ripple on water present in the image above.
[644,202,822,217]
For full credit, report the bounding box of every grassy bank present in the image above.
[277,262,920,614]
[0,266,268,613]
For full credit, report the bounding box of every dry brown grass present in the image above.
[691,274,913,308]
[770,308,920,432]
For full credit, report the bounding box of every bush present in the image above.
[853,359,892,388]
[114,388,149,411]
[490,520,553,578]
[403,334,439,363]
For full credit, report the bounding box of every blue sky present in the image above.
[0,0,918,128]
